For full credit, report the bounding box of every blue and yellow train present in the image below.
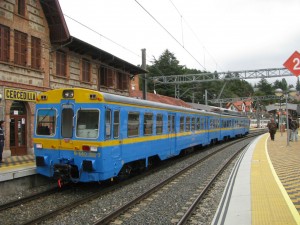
[33,88,249,183]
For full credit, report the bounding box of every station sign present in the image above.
[4,88,37,102]
[283,51,300,77]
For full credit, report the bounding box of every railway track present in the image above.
[0,130,265,225]
[91,132,262,224]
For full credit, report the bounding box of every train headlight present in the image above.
[90,146,97,152]
[62,90,74,98]
[36,143,43,149]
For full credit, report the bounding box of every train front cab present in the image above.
[34,90,109,182]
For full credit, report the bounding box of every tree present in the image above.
[146,49,186,97]
[273,78,288,91]
[145,49,254,104]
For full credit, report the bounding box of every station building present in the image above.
[0,0,146,157]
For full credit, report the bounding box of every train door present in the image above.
[167,113,176,156]
[105,108,121,159]
[60,103,75,150]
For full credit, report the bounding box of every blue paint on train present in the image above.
[33,88,249,183]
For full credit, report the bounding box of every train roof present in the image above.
[101,91,247,118]
[37,88,248,119]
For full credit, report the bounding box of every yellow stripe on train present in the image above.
[33,128,242,151]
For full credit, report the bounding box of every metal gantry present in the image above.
[150,68,293,84]
[149,68,294,99]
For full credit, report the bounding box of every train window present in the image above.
[144,113,153,136]
[76,109,99,138]
[36,108,56,136]
[128,112,140,137]
[210,119,214,129]
[105,109,111,139]
[201,118,205,130]
[196,118,200,130]
[62,108,73,138]
[186,117,190,131]
[180,116,184,132]
[191,117,195,131]
[168,115,175,133]
[156,114,163,135]
[113,111,120,139]
[185,117,191,131]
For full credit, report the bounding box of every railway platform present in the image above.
[212,131,300,225]
[0,155,36,182]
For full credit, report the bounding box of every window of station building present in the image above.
[82,59,91,82]
[31,36,41,69]
[100,66,113,87]
[116,72,128,90]
[113,111,120,139]
[0,25,10,63]
[10,101,26,115]
[14,30,27,66]
[18,0,26,17]
[156,114,163,135]
[144,113,153,136]
[180,116,184,132]
[56,51,66,77]
[128,112,140,137]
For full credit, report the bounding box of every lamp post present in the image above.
[275,88,297,146]
[278,96,283,136]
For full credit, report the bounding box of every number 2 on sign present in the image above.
[293,57,300,70]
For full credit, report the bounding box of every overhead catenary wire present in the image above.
[134,0,206,71]
[168,0,223,72]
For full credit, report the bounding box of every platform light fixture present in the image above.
[275,88,297,146]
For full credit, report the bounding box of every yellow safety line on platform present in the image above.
[251,133,299,225]
[0,162,35,172]
[265,136,300,224]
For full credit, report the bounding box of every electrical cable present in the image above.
[134,0,206,71]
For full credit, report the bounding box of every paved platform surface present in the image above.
[1,132,300,225]
[212,131,300,225]
[0,155,36,182]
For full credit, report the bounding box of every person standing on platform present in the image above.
[290,118,299,142]
[0,120,5,163]
[288,115,293,141]
[267,118,277,141]
[295,118,299,142]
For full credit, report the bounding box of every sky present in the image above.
[58,0,300,84]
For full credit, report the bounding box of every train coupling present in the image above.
[53,164,72,181]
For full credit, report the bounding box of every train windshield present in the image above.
[76,109,99,138]
[36,108,56,136]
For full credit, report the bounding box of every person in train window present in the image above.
[267,118,277,141]
[0,120,5,163]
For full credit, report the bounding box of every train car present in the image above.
[33,88,249,183]
[250,119,269,128]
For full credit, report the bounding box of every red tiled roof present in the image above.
[226,99,252,112]
[130,91,192,108]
